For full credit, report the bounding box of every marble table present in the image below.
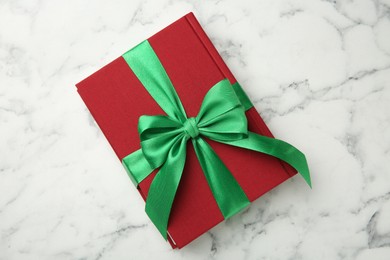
[1,0,390,259]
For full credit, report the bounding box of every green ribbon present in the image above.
[121,40,311,239]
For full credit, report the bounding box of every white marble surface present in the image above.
[1,0,390,259]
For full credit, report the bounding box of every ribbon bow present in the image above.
[121,41,311,239]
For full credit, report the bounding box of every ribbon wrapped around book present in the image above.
[121,40,311,239]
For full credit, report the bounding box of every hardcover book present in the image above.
[76,12,299,248]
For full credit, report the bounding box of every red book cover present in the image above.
[76,12,296,248]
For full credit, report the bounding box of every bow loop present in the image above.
[139,115,185,169]
[196,79,248,142]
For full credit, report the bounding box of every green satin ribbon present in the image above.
[121,40,311,239]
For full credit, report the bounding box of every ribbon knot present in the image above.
[183,117,199,138]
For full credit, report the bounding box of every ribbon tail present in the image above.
[192,137,250,219]
[223,132,312,188]
[145,136,188,240]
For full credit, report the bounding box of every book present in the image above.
[76,12,296,248]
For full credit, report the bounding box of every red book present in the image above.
[76,12,296,248]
